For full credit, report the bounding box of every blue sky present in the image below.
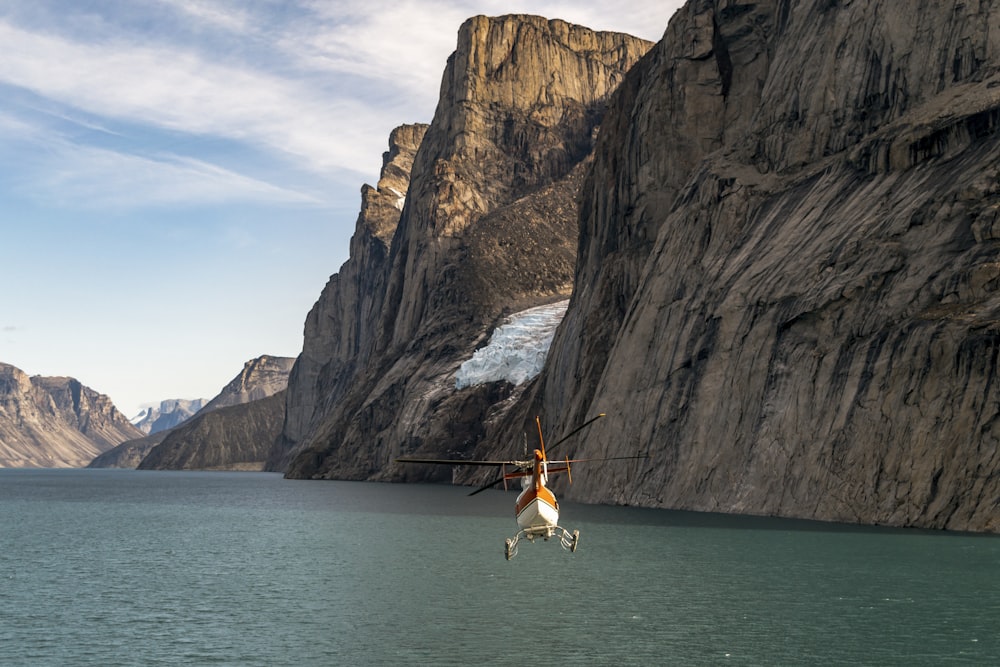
[1,0,681,419]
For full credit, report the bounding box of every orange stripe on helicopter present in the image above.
[515,483,558,516]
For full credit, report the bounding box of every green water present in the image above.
[1,469,997,665]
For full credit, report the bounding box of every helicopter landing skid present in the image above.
[504,526,579,560]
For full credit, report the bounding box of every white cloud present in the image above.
[0,110,38,136]
[155,0,255,34]
[0,19,397,177]
[293,0,465,107]
[53,148,324,210]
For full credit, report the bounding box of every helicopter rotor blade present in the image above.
[467,476,507,496]
[544,413,606,457]
[395,458,523,467]
[556,454,649,464]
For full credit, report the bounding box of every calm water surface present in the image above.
[1,469,997,665]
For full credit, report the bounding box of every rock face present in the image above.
[0,363,143,467]
[92,355,294,469]
[274,124,427,469]
[132,398,207,435]
[201,355,294,411]
[278,4,1000,533]
[484,0,1000,533]
[276,15,652,477]
[137,392,286,471]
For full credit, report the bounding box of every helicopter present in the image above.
[395,413,646,559]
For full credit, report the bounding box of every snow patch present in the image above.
[387,186,406,211]
[455,300,569,389]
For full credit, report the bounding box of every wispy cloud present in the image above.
[154,0,255,34]
[39,146,325,210]
[0,106,325,210]
[293,0,466,106]
[47,148,322,208]
[0,19,397,174]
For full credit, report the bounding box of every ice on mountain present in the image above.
[387,187,406,211]
[455,300,569,389]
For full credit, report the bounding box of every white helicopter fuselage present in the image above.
[514,461,560,537]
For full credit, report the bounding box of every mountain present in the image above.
[275,14,653,478]
[137,392,286,471]
[273,123,427,470]
[0,362,143,467]
[475,0,1000,533]
[131,398,207,435]
[91,355,294,469]
[201,355,294,412]
[270,3,1000,534]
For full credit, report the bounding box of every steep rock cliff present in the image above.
[279,15,652,478]
[497,0,1000,532]
[0,362,142,467]
[272,124,427,469]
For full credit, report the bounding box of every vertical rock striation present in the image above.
[512,0,1000,532]
[279,15,652,478]
[271,123,428,470]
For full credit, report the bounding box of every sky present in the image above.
[1,0,683,419]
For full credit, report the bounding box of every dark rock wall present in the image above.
[272,124,427,470]
[513,0,1000,532]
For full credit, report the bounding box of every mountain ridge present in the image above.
[131,398,207,435]
[0,362,142,468]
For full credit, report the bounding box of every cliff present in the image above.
[490,0,1000,532]
[0,362,143,467]
[273,124,427,469]
[277,15,652,477]
[201,355,294,412]
[279,3,1000,533]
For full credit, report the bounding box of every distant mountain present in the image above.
[91,355,294,469]
[202,355,294,412]
[131,398,207,435]
[0,362,143,468]
[137,392,286,471]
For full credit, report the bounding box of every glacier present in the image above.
[455,299,569,389]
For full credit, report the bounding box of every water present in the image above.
[1,469,998,666]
